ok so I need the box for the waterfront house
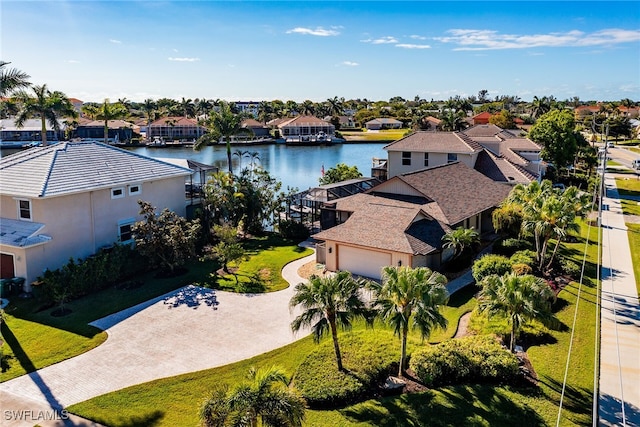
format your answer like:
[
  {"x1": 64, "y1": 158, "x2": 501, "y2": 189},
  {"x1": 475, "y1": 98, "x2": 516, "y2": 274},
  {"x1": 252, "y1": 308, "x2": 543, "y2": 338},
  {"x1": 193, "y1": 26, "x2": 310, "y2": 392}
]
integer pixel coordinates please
[
  {"x1": 0, "y1": 118, "x2": 66, "y2": 144},
  {"x1": 365, "y1": 118, "x2": 403, "y2": 130},
  {"x1": 75, "y1": 119, "x2": 139, "y2": 143},
  {"x1": 241, "y1": 119, "x2": 271, "y2": 138},
  {"x1": 277, "y1": 115, "x2": 335, "y2": 142},
  {"x1": 148, "y1": 117, "x2": 205, "y2": 141},
  {"x1": 313, "y1": 162, "x2": 511, "y2": 279},
  {"x1": 0, "y1": 141, "x2": 192, "y2": 288}
]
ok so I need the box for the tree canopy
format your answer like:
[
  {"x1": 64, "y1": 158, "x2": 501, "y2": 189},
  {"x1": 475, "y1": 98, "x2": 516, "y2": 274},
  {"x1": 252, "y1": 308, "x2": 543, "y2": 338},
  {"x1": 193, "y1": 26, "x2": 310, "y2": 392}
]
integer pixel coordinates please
[
  {"x1": 319, "y1": 163, "x2": 363, "y2": 185},
  {"x1": 528, "y1": 109, "x2": 583, "y2": 170}
]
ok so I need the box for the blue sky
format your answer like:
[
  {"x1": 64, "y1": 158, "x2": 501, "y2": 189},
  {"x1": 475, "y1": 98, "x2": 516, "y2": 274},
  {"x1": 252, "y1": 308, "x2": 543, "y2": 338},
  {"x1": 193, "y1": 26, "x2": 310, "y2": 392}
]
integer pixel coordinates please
[{"x1": 3, "y1": 1, "x2": 639, "y2": 103}]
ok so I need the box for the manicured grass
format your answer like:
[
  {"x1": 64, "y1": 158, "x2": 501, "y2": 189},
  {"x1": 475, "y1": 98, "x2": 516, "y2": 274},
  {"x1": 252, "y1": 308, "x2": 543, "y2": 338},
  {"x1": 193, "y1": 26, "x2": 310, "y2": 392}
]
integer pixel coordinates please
[
  {"x1": 606, "y1": 160, "x2": 622, "y2": 167},
  {"x1": 341, "y1": 129, "x2": 410, "y2": 143},
  {"x1": 1, "y1": 235, "x2": 307, "y2": 382},
  {"x1": 213, "y1": 235, "x2": 313, "y2": 292},
  {"x1": 616, "y1": 177, "x2": 640, "y2": 196},
  {"x1": 627, "y1": 224, "x2": 640, "y2": 297},
  {"x1": 68, "y1": 286, "x2": 477, "y2": 426}
]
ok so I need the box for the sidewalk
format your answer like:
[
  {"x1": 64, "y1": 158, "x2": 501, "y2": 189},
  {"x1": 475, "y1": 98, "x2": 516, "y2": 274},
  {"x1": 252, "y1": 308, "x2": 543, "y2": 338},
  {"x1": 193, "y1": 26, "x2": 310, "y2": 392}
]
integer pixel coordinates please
[{"x1": 598, "y1": 174, "x2": 640, "y2": 426}]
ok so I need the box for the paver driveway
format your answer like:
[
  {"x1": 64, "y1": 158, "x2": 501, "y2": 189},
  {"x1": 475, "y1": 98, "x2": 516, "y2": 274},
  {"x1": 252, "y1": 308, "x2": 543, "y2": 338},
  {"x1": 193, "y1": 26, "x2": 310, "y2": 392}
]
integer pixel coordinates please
[{"x1": 0, "y1": 252, "x2": 315, "y2": 423}]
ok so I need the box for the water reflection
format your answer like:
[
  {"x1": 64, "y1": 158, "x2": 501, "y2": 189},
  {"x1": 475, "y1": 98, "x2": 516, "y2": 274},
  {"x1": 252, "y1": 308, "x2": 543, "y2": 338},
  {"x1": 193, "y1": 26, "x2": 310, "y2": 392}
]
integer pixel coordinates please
[{"x1": 129, "y1": 143, "x2": 387, "y2": 191}]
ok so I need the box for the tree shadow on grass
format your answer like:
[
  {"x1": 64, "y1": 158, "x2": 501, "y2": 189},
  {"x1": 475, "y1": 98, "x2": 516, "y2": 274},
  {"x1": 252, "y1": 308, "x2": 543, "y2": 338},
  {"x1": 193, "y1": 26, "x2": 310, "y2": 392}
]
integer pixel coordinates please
[
  {"x1": 340, "y1": 385, "x2": 545, "y2": 427},
  {"x1": 537, "y1": 374, "x2": 593, "y2": 418},
  {"x1": 447, "y1": 284, "x2": 479, "y2": 308}
]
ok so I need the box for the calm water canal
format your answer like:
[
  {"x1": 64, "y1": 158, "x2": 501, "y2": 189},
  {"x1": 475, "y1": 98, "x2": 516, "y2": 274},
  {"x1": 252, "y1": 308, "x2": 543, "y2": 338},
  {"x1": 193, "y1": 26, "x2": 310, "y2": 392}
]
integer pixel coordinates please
[{"x1": 127, "y1": 143, "x2": 388, "y2": 191}]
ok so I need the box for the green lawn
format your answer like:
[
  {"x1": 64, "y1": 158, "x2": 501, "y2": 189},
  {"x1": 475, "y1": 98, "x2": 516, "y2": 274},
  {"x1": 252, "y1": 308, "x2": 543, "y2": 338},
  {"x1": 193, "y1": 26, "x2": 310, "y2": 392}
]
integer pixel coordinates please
[
  {"x1": 213, "y1": 235, "x2": 313, "y2": 292},
  {"x1": 1, "y1": 235, "x2": 308, "y2": 382},
  {"x1": 615, "y1": 178, "x2": 640, "y2": 296},
  {"x1": 341, "y1": 129, "x2": 410, "y2": 143},
  {"x1": 67, "y1": 286, "x2": 476, "y2": 426},
  {"x1": 627, "y1": 224, "x2": 640, "y2": 297}
]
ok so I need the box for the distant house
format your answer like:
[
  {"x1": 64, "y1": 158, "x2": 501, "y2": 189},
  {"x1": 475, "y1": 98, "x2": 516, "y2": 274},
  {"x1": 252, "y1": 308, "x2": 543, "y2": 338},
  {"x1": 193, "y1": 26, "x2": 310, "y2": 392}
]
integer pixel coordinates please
[
  {"x1": 241, "y1": 118, "x2": 270, "y2": 137},
  {"x1": 324, "y1": 115, "x2": 357, "y2": 130},
  {"x1": 0, "y1": 141, "x2": 192, "y2": 288},
  {"x1": 75, "y1": 119, "x2": 139, "y2": 142},
  {"x1": 379, "y1": 124, "x2": 542, "y2": 184},
  {"x1": 0, "y1": 118, "x2": 66, "y2": 143},
  {"x1": 365, "y1": 118, "x2": 403, "y2": 130},
  {"x1": 68, "y1": 98, "x2": 84, "y2": 114},
  {"x1": 277, "y1": 115, "x2": 335, "y2": 142},
  {"x1": 423, "y1": 116, "x2": 442, "y2": 131},
  {"x1": 314, "y1": 162, "x2": 511, "y2": 279},
  {"x1": 148, "y1": 117, "x2": 206, "y2": 140}
]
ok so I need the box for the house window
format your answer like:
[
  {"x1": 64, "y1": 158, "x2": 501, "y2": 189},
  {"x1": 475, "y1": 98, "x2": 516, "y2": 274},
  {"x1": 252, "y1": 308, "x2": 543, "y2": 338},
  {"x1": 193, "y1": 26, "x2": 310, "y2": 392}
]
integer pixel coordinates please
[
  {"x1": 447, "y1": 153, "x2": 458, "y2": 163},
  {"x1": 111, "y1": 187, "x2": 125, "y2": 199},
  {"x1": 402, "y1": 152, "x2": 411, "y2": 166},
  {"x1": 118, "y1": 219, "x2": 135, "y2": 243},
  {"x1": 424, "y1": 153, "x2": 429, "y2": 167},
  {"x1": 128, "y1": 184, "x2": 142, "y2": 196},
  {"x1": 17, "y1": 199, "x2": 32, "y2": 220}
]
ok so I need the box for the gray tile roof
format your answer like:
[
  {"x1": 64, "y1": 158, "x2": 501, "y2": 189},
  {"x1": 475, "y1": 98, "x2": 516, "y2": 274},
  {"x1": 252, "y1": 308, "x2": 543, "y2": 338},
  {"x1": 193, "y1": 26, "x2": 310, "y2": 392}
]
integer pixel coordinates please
[
  {"x1": 0, "y1": 218, "x2": 51, "y2": 248},
  {"x1": 384, "y1": 131, "x2": 483, "y2": 153},
  {"x1": 0, "y1": 141, "x2": 192, "y2": 198},
  {"x1": 474, "y1": 150, "x2": 536, "y2": 184}
]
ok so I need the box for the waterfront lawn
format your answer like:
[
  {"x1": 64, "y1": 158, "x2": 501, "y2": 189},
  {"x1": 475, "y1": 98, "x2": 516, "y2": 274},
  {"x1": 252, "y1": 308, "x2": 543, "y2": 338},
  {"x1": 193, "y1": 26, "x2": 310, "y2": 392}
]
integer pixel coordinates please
[
  {"x1": 341, "y1": 129, "x2": 409, "y2": 142},
  {"x1": 67, "y1": 286, "x2": 476, "y2": 426},
  {"x1": 212, "y1": 235, "x2": 313, "y2": 292}
]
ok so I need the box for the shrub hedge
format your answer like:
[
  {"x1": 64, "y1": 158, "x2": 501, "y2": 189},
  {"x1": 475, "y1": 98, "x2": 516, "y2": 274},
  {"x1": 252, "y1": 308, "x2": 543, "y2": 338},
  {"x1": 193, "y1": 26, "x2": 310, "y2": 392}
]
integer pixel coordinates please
[
  {"x1": 509, "y1": 250, "x2": 537, "y2": 266},
  {"x1": 493, "y1": 238, "x2": 530, "y2": 256},
  {"x1": 472, "y1": 254, "x2": 513, "y2": 282},
  {"x1": 409, "y1": 335, "x2": 519, "y2": 387},
  {"x1": 37, "y1": 244, "x2": 147, "y2": 305},
  {"x1": 293, "y1": 331, "x2": 398, "y2": 408},
  {"x1": 277, "y1": 219, "x2": 310, "y2": 241}
]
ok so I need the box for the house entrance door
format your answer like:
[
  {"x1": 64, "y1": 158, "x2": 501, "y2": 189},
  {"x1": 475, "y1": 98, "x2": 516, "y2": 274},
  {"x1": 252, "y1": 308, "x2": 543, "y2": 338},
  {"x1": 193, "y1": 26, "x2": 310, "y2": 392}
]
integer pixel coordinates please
[{"x1": 1, "y1": 253, "x2": 15, "y2": 279}]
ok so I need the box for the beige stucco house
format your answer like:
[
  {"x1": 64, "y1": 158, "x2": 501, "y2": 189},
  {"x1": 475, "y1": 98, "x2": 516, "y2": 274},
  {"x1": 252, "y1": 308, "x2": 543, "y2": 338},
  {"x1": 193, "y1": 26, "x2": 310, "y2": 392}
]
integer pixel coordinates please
[
  {"x1": 314, "y1": 162, "x2": 512, "y2": 280},
  {"x1": 0, "y1": 141, "x2": 192, "y2": 289},
  {"x1": 382, "y1": 124, "x2": 542, "y2": 184}
]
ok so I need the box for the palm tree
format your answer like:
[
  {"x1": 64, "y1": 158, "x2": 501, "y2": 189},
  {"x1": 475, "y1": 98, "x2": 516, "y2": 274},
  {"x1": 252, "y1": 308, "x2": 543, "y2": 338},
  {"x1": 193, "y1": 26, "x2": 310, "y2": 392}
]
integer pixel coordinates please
[
  {"x1": 299, "y1": 100, "x2": 315, "y2": 116},
  {"x1": 233, "y1": 149, "x2": 249, "y2": 171},
  {"x1": 440, "y1": 109, "x2": 467, "y2": 131},
  {"x1": 530, "y1": 96, "x2": 551, "y2": 119},
  {"x1": 477, "y1": 273, "x2": 555, "y2": 351},
  {"x1": 0, "y1": 61, "x2": 31, "y2": 97},
  {"x1": 195, "y1": 101, "x2": 251, "y2": 174},
  {"x1": 200, "y1": 366, "x2": 306, "y2": 427},
  {"x1": 141, "y1": 98, "x2": 157, "y2": 141},
  {"x1": 442, "y1": 227, "x2": 480, "y2": 259},
  {"x1": 14, "y1": 84, "x2": 77, "y2": 146},
  {"x1": 290, "y1": 271, "x2": 371, "y2": 371},
  {"x1": 369, "y1": 266, "x2": 448, "y2": 377},
  {"x1": 81, "y1": 99, "x2": 129, "y2": 144}
]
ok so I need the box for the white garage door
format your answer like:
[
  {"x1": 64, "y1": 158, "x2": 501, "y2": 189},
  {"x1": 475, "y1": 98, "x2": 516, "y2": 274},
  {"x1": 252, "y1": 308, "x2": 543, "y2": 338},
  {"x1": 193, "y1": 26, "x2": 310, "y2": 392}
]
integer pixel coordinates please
[{"x1": 338, "y1": 245, "x2": 391, "y2": 279}]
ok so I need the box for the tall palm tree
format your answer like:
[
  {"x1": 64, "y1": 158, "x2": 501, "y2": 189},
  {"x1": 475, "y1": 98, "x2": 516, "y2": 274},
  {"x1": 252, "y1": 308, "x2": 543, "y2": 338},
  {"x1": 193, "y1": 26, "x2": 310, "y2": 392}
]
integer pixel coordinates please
[
  {"x1": 81, "y1": 99, "x2": 129, "y2": 144},
  {"x1": 195, "y1": 101, "x2": 251, "y2": 174},
  {"x1": 290, "y1": 271, "x2": 371, "y2": 371},
  {"x1": 440, "y1": 109, "x2": 467, "y2": 131},
  {"x1": 369, "y1": 266, "x2": 448, "y2": 377},
  {"x1": 0, "y1": 61, "x2": 31, "y2": 97},
  {"x1": 477, "y1": 273, "x2": 555, "y2": 351},
  {"x1": 530, "y1": 96, "x2": 551, "y2": 119},
  {"x1": 299, "y1": 100, "x2": 315, "y2": 116},
  {"x1": 200, "y1": 366, "x2": 306, "y2": 427},
  {"x1": 141, "y1": 98, "x2": 157, "y2": 141},
  {"x1": 179, "y1": 97, "x2": 195, "y2": 118},
  {"x1": 442, "y1": 227, "x2": 480, "y2": 259},
  {"x1": 14, "y1": 84, "x2": 77, "y2": 146}
]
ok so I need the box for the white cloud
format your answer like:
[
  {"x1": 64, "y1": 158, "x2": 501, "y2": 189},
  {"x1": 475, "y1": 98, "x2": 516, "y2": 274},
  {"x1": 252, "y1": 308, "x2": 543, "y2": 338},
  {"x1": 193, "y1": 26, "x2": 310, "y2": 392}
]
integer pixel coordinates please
[
  {"x1": 168, "y1": 57, "x2": 200, "y2": 62},
  {"x1": 342, "y1": 61, "x2": 359, "y2": 66},
  {"x1": 435, "y1": 28, "x2": 640, "y2": 51},
  {"x1": 109, "y1": 39, "x2": 122, "y2": 44},
  {"x1": 395, "y1": 43, "x2": 431, "y2": 49},
  {"x1": 409, "y1": 35, "x2": 427, "y2": 40},
  {"x1": 286, "y1": 27, "x2": 340, "y2": 36},
  {"x1": 173, "y1": 48, "x2": 178, "y2": 53},
  {"x1": 361, "y1": 36, "x2": 398, "y2": 44}
]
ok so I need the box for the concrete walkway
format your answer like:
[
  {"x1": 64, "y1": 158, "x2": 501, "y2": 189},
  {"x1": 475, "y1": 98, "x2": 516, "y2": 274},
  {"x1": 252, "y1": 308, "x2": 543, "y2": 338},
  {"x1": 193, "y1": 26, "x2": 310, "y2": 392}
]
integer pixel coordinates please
[
  {"x1": 598, "y1": 175, "x2": 640, "y2": 426},
  {"x1": 0, "y1": 250, "x2": 315, "y2": 427}
]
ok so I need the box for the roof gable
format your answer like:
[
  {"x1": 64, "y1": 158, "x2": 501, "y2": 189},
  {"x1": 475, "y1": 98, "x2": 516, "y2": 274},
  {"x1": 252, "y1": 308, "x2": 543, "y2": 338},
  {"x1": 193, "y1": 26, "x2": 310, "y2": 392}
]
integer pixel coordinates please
[{"x1": 0, "y1": 141, "x2": 192, "y2": 198}]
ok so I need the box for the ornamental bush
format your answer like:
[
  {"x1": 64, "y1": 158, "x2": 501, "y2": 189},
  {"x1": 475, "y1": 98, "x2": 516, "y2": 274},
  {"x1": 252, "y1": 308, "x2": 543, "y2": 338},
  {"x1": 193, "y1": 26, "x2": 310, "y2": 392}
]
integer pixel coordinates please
[
  {"x1": 511, "y1": 263, "x2": 533, "y2": 276},
  {"x1": 472, "y1": 254, "x2": 513, "y2": 282},
  {"x1": 409, "y1": 335, "x2": 519, "y2": 387},
  {"x1": 277, "y1": 219, "x2": 310, "y2": 241},
  {"x1": 510, "y1": 250, "x2": 537, "y2": 267},
  {"x1": 293, "y1": 331, "x2": 398, "y2": 408},
  {"x1": 493, "y1": 238, "x2": 530, "y2": 256}
]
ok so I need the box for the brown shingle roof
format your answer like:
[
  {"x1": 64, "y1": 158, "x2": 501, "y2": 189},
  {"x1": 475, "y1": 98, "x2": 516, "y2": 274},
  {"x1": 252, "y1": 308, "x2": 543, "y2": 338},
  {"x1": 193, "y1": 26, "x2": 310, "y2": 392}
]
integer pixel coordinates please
[
  {"x1": 384, "y1": 131, "x2": 482, "y2": 153},
  {"x1": 150, "y1": 117, "x2": 199, "y2": 127},
  {"x1": 278, "y1": 115, "x2": 331, "y2": 127},
  {"x1": 81, "y1": 120, "x2": 137, "y2": 129},
  {"x1": 392, "y1": 162, "x2": 512, "y2": 225},
  {"x1": 474, "y1": 150, "x2": 536, "y2": 184}
]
